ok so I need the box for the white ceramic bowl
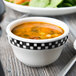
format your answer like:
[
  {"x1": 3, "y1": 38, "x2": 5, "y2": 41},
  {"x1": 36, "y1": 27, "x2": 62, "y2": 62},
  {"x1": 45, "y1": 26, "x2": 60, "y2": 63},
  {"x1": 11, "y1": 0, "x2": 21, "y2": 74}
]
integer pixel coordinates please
[
  {"x1": 6, "y1": 17, "x2": 69, "y2": 67},
  {"x1": 3, "y1": 0, "x2": 76, "y2": 16}
]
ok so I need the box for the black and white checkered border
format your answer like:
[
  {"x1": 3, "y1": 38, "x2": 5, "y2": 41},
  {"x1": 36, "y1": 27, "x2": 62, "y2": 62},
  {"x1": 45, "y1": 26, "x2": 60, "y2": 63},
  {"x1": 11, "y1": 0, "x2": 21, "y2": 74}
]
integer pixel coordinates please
[{"x1": 9, "y1": 36, "x2": 68, "y2": 50}]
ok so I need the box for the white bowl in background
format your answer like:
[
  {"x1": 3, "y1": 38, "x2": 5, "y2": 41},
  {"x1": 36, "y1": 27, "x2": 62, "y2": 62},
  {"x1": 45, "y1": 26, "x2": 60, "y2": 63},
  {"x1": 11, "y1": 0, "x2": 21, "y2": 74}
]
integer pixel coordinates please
[
  {"x1": 6, "y1": 17, "x2": 69, "y2": 67},
  {"x1": 3, "y1": 0, "x2": 76, "y2": 16}
]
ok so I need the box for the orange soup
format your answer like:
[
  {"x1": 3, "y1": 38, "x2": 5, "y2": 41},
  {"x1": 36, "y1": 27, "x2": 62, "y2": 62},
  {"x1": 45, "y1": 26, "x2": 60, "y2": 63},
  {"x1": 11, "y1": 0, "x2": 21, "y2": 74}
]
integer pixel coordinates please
[{"x1": 12, "y1": 22, "x2": 64, "y2": 39}]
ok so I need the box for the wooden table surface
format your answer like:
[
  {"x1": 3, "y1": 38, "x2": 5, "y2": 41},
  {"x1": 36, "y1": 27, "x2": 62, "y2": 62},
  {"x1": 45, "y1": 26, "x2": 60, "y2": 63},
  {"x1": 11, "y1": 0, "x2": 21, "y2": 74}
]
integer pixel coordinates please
[{"x1": 0, "y1": 7, "x2": 76, "y2": 76}]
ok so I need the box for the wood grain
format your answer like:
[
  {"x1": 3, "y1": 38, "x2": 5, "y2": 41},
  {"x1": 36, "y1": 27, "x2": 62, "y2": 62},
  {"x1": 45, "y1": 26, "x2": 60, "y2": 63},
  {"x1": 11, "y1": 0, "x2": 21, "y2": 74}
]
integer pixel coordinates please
[{"x1": 0, "y1": 7, "x2": 76, "y2": 76}]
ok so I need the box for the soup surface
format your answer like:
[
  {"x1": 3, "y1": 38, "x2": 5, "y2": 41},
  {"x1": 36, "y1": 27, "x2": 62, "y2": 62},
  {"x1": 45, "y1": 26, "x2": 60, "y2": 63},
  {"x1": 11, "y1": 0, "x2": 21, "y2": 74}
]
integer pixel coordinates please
[{"x1": 12, "y1": 22, "x2": 64, "y2": 39}]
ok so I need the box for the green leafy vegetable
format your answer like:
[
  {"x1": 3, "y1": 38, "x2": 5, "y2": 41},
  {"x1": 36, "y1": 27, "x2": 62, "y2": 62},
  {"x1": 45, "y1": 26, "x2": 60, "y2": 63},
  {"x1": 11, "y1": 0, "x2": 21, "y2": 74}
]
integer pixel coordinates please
[
  {"x1": 48, "y1": 0, "x2": 63, "y2": 8},
  {"x1": 62, "y1": 3, "x2": 72, "y2": 7},
  {"x1": 5, "y1": 0, "x2": 9, "y2": 2},
  {"x1": 29, "y1": 0, "x2": 50, "y2": 7},
  {"x1": 21, "y1": 2, "x2": 29, "y2": 5},
  {"x1": 5, "y1": 0, "x2": 14, "y2": 3},
  {"x1": 58, "y1": 0, "x2": 76, "y2": 7},
  {"x1": 64, "y1": 0, "x2": 75, "y2": 5}
]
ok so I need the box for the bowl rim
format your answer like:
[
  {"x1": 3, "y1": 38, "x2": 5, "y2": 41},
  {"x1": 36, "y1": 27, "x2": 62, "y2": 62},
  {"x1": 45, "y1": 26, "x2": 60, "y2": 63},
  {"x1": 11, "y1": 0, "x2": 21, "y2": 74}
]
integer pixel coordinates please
[
  {"x1": 6, "y1": 17, "x2": 69, "y2": 43},
  {"x1": 4, "y1": 0, "x2": 76, "y2": 10}
]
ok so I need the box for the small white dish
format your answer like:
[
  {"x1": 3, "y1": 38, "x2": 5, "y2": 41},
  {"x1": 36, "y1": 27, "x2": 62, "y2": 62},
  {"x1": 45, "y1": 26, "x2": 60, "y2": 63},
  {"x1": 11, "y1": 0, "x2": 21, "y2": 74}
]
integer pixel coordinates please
[
  {"x1": 6, "y1": 17, "x2": 69, "y2": 67},
  {"x1": 3, "y1": 0, "x2": 76, "y2": 16}
]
